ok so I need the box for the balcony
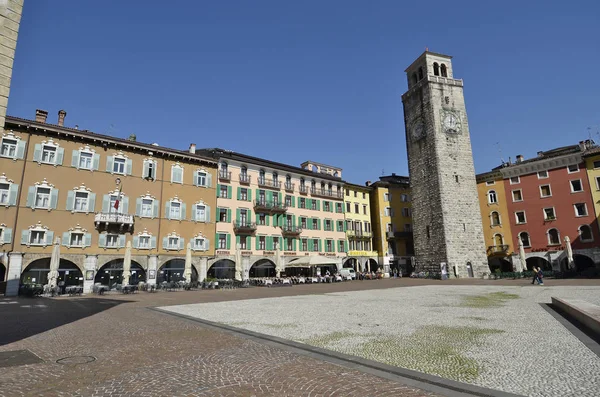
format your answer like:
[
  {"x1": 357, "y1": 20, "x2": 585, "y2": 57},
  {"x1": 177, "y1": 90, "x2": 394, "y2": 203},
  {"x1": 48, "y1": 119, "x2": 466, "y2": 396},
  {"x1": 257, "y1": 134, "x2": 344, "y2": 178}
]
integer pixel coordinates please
[
  {"x1": 284, "y1": 182, "x2": 295, "y2": 192},
  {"x1": 487, "y1": 245, "x2": 509, "y2": 255},
  {"x1": 258, "y1": 178, "x2": 281, "y2": 189},
  {"x1": 94, "y1": 212, "x2": 134, "y2": 232},
  {"x1": 239, "y1": 174, "x2": 251, "y2": 184},
  {"x1": 254, "y1": 200, "x2": 287, "y2": 213},
  {"x1": 346, "y1": 230, "x2": 373, "y2": 239},
  {"x1": 281, "y1": 225, "x2": 302, "y2": 236},
  {"x1": 218, "y1": 170, "x2": 232, "y2": 181},
  {"x1": 299, "y1": 185, "x2": 308, "y2": 194},
  {"x1": 233, "y1": 220, "x2": 257, "y2": 234},
  {"x1": 387, "y1": 230, "x2": 413, "y2": 239},
  {"x1": 310, "y1": 187, "x2": 343, "y2": 199}
]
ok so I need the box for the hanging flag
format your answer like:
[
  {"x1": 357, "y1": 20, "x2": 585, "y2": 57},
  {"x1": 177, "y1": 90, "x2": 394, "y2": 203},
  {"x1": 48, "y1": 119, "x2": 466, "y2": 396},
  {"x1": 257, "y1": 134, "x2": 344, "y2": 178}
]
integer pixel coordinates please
[{"x1": 114, "y1": 184, "x2": 122, "y2": 210}]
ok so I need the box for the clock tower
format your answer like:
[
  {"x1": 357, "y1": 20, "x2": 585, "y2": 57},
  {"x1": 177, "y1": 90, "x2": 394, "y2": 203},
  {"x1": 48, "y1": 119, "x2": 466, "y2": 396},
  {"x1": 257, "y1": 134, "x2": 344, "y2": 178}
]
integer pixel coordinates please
[{"x1": 401, "y1": 51, "x2": 488, "y2": 278}]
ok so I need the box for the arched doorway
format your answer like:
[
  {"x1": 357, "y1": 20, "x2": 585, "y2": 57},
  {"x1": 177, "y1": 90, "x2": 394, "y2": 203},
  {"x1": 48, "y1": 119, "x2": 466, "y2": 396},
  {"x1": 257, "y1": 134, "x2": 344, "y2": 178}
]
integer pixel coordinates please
[
  {"x1": 488, "y1": 257, "x2": 513, "y2": 273},
  {"x1": 525, "y1": 257, "x2": 551, "y2": 271},
  {"x1": 250, "y1": 259, "x2": 276, "y2": 278},
  {"x1": 158, "y1": 259, "x2": 198, "y2": 284},
  {"x1": 95, "y1": 259, "x2": 145, "y2": 289},
  {"x1": 207, "y1": 259, "x2": 235, "y2": 279},
  {"x1": 20, "y1": 258, "x2": 83, "y2": 287},
  {"x1": 574, "y1": 254, "x2": 595, "y2": 273},
  {"x1": 367, "y1": 258, "x2": 378, "y2": 273},
  {"x1": 343, "y1": 258, "x2": 359, "y2": 272}
]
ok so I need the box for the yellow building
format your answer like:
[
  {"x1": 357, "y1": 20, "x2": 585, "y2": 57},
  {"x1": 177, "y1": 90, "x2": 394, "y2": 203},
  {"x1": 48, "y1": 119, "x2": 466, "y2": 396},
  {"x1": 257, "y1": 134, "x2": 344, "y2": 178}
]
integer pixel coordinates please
[
  {"x1": 0, "y1": 109, "x2": 217, "y2": 295},
  {"x1": 583, "y1": 149, "x2": 600, "y2": 231},
  {"x1": 343, "y1": 182, "x2": 377, "y2": 272},
  {"x1": 475, "y1": 170, "x2": 514, "y2": 272},
  {"x1": 369, "y1": 174, "x2": 413, "y2": 274}
]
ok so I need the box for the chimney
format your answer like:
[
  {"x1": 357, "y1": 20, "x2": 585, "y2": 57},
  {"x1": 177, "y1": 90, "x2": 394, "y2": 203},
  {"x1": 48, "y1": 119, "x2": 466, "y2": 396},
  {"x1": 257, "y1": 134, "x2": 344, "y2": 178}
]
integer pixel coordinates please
[
  {"x1": 57, "y1": 110, "x2": 66, "y2": 126},
  {"x1": 365, "y1": 180, "x2": 371, "y2": 186},
  {"x1": 516, "y1": 155, "x2": 523, "y2": 163},
  {"x1": 35, "y1": 109, "x2": 48, "y2": 123},
  {"x1": 392, "y1": 172, "x2": 396, "y2": 176},
  {"x1": 189, "y1": 143, "x2": 196, "y2": 154}
]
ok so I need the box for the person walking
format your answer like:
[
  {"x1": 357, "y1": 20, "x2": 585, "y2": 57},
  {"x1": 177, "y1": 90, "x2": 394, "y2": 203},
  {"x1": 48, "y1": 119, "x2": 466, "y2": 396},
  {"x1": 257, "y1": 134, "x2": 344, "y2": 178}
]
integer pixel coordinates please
[
  {"x1": 531, "y1": 266, "x2": 539, "y2": 285},
  {"x1": 537, "y1": 267, "x2": 544, "y2": 285}
]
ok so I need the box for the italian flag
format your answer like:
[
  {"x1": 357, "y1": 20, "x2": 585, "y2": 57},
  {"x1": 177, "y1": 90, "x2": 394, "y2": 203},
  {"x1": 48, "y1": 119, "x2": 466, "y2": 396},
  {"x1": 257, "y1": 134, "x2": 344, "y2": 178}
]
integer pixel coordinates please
[{"x1": 114, "y1": 184, "x2": 122, "y2": 210}]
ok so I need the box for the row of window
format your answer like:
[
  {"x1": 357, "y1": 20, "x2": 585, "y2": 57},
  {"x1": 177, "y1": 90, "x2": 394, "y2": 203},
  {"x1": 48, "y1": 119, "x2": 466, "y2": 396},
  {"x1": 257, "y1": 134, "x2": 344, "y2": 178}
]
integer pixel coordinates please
[
  {"x1": 220, "y1": 163, "x2": 341, "y2": 190},
  {"x1": 345, "y1": 220, "x2": 372, "y2": 234},
  {"x1": 387, "y1": 223, "x2": 413, "y2": 233},
  {"x1": 348, "y1": 240, "x2": 373, "y2": 252},
  {"x1": 0, "y1": 135, "x2": 213, "y2": 187},
  {"x1": 383, "y1": 207, "x2": 412, "y2": 217},
  {"x1": 487, "y1": 180, "x2": 585, "y2": 205},
  {"x1": 493, "y1": 165, "x2": 582, "y2": 186},
  {"x1": 510, "y1": 204, "x2": 589, "y2": 225},
  {"x1": 346, "y1": 202, "x2": 369, "y2": 215},
  {"x1": 216, "y1": 208, "x2": 347, "y2": 232},
  {"x1": 517, "y1": 225, "x2": 594, "y2": 248},
  {"x1": 217, "y1": 233, "x2": 346, "y2": 253},
  {"x1": 383, "y1": 192, "x2": 411, "y2": 202}
]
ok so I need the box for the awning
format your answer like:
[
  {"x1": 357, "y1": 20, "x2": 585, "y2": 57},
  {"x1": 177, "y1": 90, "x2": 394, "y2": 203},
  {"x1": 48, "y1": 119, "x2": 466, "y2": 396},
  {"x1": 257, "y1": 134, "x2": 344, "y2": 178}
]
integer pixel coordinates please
[{"x1": 285, "y1": 256, "x2": 338, "y2": 268}]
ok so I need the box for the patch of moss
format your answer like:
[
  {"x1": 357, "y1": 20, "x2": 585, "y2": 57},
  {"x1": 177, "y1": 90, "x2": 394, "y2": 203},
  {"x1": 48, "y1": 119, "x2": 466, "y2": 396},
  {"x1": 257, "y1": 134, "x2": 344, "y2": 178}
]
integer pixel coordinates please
[
  {"x1": 301, "y1": 331, "x2": 358, "y2": 347},
  {"x1": 460, "y1": 291, "x2": 520, "y2": 308}
]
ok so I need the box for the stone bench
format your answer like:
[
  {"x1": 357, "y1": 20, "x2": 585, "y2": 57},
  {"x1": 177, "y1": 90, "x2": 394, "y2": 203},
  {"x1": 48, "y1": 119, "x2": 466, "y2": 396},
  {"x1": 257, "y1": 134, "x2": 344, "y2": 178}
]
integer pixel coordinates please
[{"x1": 551, "y1": 297, "x2": 600, "y2": 339}]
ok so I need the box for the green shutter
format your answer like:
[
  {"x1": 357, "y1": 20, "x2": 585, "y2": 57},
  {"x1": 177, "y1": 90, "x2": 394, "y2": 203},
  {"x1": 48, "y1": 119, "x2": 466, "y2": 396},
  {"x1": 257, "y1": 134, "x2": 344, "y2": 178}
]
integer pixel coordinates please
[
  {"x1": 236, "y1": 208, "x2": 240, "y2": 224},
  {"x1": 227, "y1": 186, "x2": 232, "y2": 199},
  {"x1": 316, "y1": 200, "x2": 321, "y2": 211},
  {"x1": 266, "y1": 191, "x2": 273, "y2": 202},
  {"x1": 293, "y1": 238, "x2": 297, "y2": 251},
  {"x1": 226, "y1": 234, "x2": 231, "y2": 250},
  {"x1": 256, "y1": 213, "x2": 260, "y2": 223},
  {"x1": 278, "y1": 192, "x2": 282, "y2": 203},
  {"x1": 307, "y1": 199, "x2": 312, "y2": 209},
  {"x1": 266, "y1": 236, "x2": 273, "y2": 251},
  {"x1": 256, "y1": 235, "x2": 260, "y2": 250},
  {"x1": 266, "y1": 215, "x2": 270, "y2": 226},
  {"x1": 217, "y1": 183, "x2": 221, "y2": 194},
  {"x1": 291, "y1": 196, "x2": 295, "y2": 207},
  {"x1": 318, "y1": 239, "x2": 322, "y2": 252},
  {"x1": 237, "y1": 187, "x2": 241, "y2": 200},
  {"x1": 248, "y1": 189, "x2": 252, "y2": 201},
  {"x1": 227, "y1": 208, "x2": 231, "y2": 222},
  {"x1": 317, "y1": 219, "x2": 321, "y2": 230},
  {"x1": 236, "y1": 235, "x2": 240, "y2": 247},
  {"x1": 308, "y1": 239, "x2": 313, "y2": 251}
]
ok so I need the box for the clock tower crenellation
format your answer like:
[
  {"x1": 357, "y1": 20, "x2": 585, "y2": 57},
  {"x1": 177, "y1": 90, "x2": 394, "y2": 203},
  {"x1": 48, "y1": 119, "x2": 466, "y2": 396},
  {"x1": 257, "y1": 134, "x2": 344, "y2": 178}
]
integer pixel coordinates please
[{"x1": 401, "y1": 51, "x2": 488, "y2": 278}]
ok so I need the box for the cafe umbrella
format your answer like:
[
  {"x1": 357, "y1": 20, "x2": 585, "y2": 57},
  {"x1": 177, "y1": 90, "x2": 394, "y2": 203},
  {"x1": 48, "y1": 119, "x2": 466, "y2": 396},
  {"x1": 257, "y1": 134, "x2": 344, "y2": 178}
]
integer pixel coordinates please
[
  {"x1": 564, "y1": 236, "x2": 574, "y2": 270},
  {"x1": 184, "y1": 242, "x2": 193, "y2": 283},
  {"x1": 122, "y1": 240, "x2": 132, "y2": 286},
  {"x1": 47, "y1": 237, "x2": 61, "y2": 289}
]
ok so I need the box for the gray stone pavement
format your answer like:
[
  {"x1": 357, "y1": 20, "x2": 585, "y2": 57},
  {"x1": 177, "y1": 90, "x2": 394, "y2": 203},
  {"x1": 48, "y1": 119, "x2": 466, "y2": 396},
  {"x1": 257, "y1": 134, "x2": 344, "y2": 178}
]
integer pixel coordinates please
[{"x1": 1, "y1": 278, "x2": 599, "y2": 397}]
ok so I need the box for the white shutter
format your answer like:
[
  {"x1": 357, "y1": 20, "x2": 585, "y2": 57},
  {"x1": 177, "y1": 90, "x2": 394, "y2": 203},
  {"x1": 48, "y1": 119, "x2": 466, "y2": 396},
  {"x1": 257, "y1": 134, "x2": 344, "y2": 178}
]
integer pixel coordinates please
[{"x1": 71, "y1": 150, "x2": 80, "y2": 168}]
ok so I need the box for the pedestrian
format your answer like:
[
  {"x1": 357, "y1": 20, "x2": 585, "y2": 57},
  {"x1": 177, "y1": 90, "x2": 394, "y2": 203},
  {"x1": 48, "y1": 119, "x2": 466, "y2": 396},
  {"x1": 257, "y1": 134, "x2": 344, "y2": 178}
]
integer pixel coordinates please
[
  {"x1": 531, "y1": 266, "x2": 539, "y2": 285},
  {"x1": 537, "y1": 267, "x2": 544, "y2": 285}
]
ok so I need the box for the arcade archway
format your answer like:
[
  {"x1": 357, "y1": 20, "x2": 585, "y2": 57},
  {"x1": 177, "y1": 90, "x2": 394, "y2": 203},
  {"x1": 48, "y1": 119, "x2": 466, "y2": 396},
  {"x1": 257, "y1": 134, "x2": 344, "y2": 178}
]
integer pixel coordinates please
[
  {"x1": 95, "y1": 259, "x2": 145, "y2": 289},
  {"x1": 574, "y1": 254, "x2": 595, "y2": 272},
  {"x1": 158, "y1": 259, "x2": 198, "y2": 284},
  {"x1": 250, "y1": 259, "x2": 276, "y2": 278},
  {"x1": 208, "y1": 259, "x2": 235, "y2": 279},
  {"x1": 20, "y1": 258, "x2": 82, "y2": 287},
  {"x1": 525, "y1": 257, "x2": 551, "y2": 271},
  {"x1": 488, "y1": 257, "x2": 513, "y2": 273},
  {"x1": 343, "y1": 258, "x2": 360, "y2": 272},
  {"x1": 366, "y1": 258, "x2": 378, "y2": 273}
]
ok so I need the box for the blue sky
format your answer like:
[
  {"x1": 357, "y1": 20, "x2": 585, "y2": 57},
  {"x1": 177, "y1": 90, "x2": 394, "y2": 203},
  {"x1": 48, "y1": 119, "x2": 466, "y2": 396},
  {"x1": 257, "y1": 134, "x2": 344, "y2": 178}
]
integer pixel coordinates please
[{"x1": 8, "y1": 0, "x2": 600, "y2": 184}]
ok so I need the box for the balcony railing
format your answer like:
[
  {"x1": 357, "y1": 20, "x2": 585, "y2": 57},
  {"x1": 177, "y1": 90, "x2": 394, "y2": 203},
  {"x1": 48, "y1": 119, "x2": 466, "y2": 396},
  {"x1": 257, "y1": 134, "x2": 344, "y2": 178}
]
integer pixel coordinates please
[
  {"x1": 218, "y1": 170, "x2": 232, "y2": 181},
  {"x1": 299, "y1": 185, "x2": 308, "y2": 194},
  {"x1": 284, "y1": 182, "x2": 295, "y2": 192},
  {"x1": 281, "y1": 225, "x2": 302, "y2": 235},
  {"x1": 487, "y1": 245, "x2": 509, "y2": 255},
  {"x1": 258, "y1": 178, "x2": 281, "y2": 189},
  {"x1": 310, "y1": 187, "x2": 343, "y2": 199},
  {"x1": 94, "y1": 212, "x2": 134, "y2": 231},
  {"x1": 346, "y1": 230, "x2": 372, "y2": 238},
  {"x1": 254, "y1": 200, "x2": 287, "y2": 213},
  {"x1": 239, "y1": 174, "x2": 251, "y2": 184},
  {"x1": 233, "y1": 220, "x2": 257, "y2": 233}
]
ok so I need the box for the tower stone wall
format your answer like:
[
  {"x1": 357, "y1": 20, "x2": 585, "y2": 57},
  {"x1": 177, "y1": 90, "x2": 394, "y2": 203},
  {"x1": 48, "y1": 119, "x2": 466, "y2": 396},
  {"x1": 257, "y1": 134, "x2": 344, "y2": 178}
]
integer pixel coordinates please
[
  {"x1": 402, "y1": 52, "x2": 488, "y2": 278},
  {"x1": 0, "y1": 0, "x2": 23, "y2": 130}
]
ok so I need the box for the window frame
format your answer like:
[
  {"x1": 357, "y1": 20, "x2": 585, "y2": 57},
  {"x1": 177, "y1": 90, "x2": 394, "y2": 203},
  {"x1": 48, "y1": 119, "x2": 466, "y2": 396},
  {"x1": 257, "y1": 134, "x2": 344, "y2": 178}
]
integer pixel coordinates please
[
  {"x1": 512, "y1": 189, "x2": 523, "y2": 202},
  {"x1": 490, "y1": 211, "x2": 501, "y2": 226},
  {"x1": 594, "y1": 160, "x2": 600, "y2": 169},
  {"x1": 79, "y1": 151, "x2": 94, "y2": 170},
  {"x1": 138, "y1": 234, "x2": 151, "y2": 249},
  {"x1": 0, "y1": 182, "x2": 10, "y2": 205},
  {"x1": 485, "y1": 180, "x2": 495, "y2": 186},
  {"x1": 0, "y1": 137, "x2": 18, "y2": 158},
  {"x1": 69, "y1": 232, "x2": 84, "y2": 247},
  {"x1": 112, "y1": 157, "x2": 127, "y2": 175},
  {"x1": 509, "y1": 176, "x2": 520, "y2": 185},
  {"x1": 515, "y1": 211, "x2": 527, "y2": 225},
  {"x1": 574, "y1": 203, "x2": 588, "y2": 217},
  {"x1": 547, "y1": 228, "x2": 560, "y2": 246},
  {"x1": 106, "y1": 234, "x2": 120, "y2": 248},
  {"x1": 519, "y1": 232, "x2": 531, "y2": 248},
  {"x1": 167, "y1": 236, "x2": 180, "y2": 250},
  {"x1": 567, "y1": 164, "x2": 579, "y2": 174},
  {"x1": 73, "y1": 191, "x2": 90, "y2": 212},
  {"x1": 196, "y1": 170, "x2": 207, "y2": 186},
  {"x1": 539, "y1": 184, "x2": 552, "y2": 198},
  {"x1": 487, "y1": 190, "x2": 498, "y2": 204},
  {"x1": 140, "y1": 198, "x2": 154, "y2": 218},
  {"x1": 29, "y1": 229, "x2": 47, "y2": 246},
  {"x1": 171, "y1": 164, "x2": 184, "y2": 184},
  {"x1": 543, "y1": 207, "x2": 556, "y2": 221},
  {"x1": 35, "y1": 186, "x2": 52, "y2": 209},
  {"x1": 537, "y1": 170, "x2": 549, "y2": 179},
  {"x1": 570, "y1": 179, "x2": 583, "y2": 193},
  {"x1": 579, "y1": 225, "x2": 594, "y2": 242},
  {"x1": 40, "y1": 143, "x2": 58, "y2": 165}
]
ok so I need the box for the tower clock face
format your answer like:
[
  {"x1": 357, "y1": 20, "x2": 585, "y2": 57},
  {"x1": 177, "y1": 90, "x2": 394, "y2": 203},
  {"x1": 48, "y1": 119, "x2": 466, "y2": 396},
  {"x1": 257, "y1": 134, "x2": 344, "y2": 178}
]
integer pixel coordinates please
[
  {"x1": 442, "y1": 111, "x2": 461, "y2": 133},
  {"x1": 411, "y1": 122, "x2": 425, "y2": 141}
]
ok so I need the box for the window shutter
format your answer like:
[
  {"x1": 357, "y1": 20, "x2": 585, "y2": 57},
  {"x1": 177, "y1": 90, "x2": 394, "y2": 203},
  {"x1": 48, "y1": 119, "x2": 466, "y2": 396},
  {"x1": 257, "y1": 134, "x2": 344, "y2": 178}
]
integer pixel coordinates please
[
  {"x1": 106, "y1": 156, "x2": 114, "y2": 172},
  {"x1": 132, "y1": 235, "x2": 139, "y2": 248},
  {"x1": 98, "y1": 234, "x2": 106, "y2": 248},
  {"x1": 93, "y1": 154, "x2": 100, "y2": 170},
  {"x1": 119, "y1": 235, "x2": 126, "y2": 248},
  {"x1": 181, "y1": 203, "x2": 186, "y2": 220},
  {"x1": 21, "y1": 230, "x2": 29, "y2": 245},
  {"x1": 248, "y1": 189, "x2": 252, "y2": 201},
  {"x1": 226, "y1": 234, "x2": 231, "y2": 250},
  {"x1": 125, "y1": 159, "x2": 133, "y2": 175},
  {"x1": 16, "y1": 140, "x2": 26, "y2": 159},
  {"x1": 206, "y1": 173, "x2": 212, "y2": 187},
  {"x1": 46, "y1": 231, "x2": 54, "y2": 245},
  {"x1": 204, "y1": 237, "x2": 210, "y2": 251},
  {"x1": 122, "y1": 196, "x2": 129, "y2": 213},
  {"x1": 317, "y1": 219, "x2": 321, "y2": 230},
  {"x1": 8, "y1": 183, "x2": 18, "y2": 205},
  {"x1": 266, "y1": 214, "x2": 270, "y2": 226},
  {"x1": 143, "y1": 161, "x2": 150, "y2": 179},
  {"x1": 57, "y1": 148, "x2": 65, "y2": 165},
  {"x1": 136, "y1": 198, "x2": 142, "y2": 216},
  {"x1": 236, "y1": 208, "x2": 240, "y2": 223},
  {"x1": 266, "y1": 191, "x2": 273, "y2": 202},
  {"x1": 50, "y1": 189, "x2": 59, "y2": 209},
  {"x1": 316, "y1": 200, "x2": 320, "y2": 211},
  {"x1": 102, "y1": 195, "x2": 110, "y2": 212},
  {"x1": 308, "y1": 239, "x2": 313, "y2": 251},
  {"x1": 293, "y1": 238, "x2": 297, "y2": 251},
  {"x1": 66, "y1": 191, "x2": 75, "y2": 211},
  {"x1": 291, "y1": 196, "x2": 295, "y2": 207},
  {"x1": 267, "y1": 236, "x2": 273, "y2": 251},
  {"x1": 318, "y1": 239, "x2": 322, "y2": 252},
  {"x1": 26, "y1": 186, "x2": 35, "y2": 208},
  {"x1": 179, "y1": 238, "x2": 185, "y2": 250},
  {"x1": 236, "y1": 235, "x2": 240, "y2": 247},
  {"x1": 88, "y1": 193, "x2": 96, "y2": 212},
  {"x1": 191, "y1": 204, "x2": 197, "y2": 221},
  {"x1": 205, "y1": 205, "x2": 211, "y2": 222},
  {"x1": 227, "y1": 186, "x2": 232, "y2": 199},
  {"x1": 227, "y1": 208, "x2": 231, "y2": 223},
  {"x1": 2, "y1": 228, "x2": 11, "y2": 244},
  {"x1": 150, "y1": 236, "x2": 157, "y2": 249},
  {"x1": 256, "y1": 235, "x2": 260, "y2": 250},
  {"x1": 162, "y1": 237, "x2": 168, "y2": 249},
  {"x1": 152, "y1": 200, "x2": 159, "y2": 218},
  {"x1": 165, "y1": 201, "x2": 171, "y2": 219},
  {"x1": 237, "y1": 187, "x2": 241, "y2": 200},
  {"x1": 84, "y1": 233, "x2": 92, "y2": 247},
  {"x1": 62, "y1": 232, "x2": 70, "y2": 247},
  {"x1": 71, "y1": 150, "x2": 80, "y2": 168},
  {"x1": 33, "y1": 144, "x2": 41, "y2": 162},
  {"x1": 278, "y1": 192, "x2": 282, "y2": 203}
]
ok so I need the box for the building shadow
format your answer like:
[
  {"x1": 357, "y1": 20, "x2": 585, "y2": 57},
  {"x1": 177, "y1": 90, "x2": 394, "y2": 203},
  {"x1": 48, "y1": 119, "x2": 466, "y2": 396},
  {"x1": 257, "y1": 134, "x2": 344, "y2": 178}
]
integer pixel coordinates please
[{"x1": 0, "y1": 297, "x2": 130, "y2": 346}]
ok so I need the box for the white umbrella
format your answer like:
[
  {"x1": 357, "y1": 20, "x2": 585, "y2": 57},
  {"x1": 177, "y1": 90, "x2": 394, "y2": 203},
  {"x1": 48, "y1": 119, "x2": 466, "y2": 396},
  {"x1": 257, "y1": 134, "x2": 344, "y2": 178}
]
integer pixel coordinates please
[
  {"x1": 564, "y1": 236, "x2": 574, "y2": 270},
  {"x1": 234, "y1": 244, "x2": 242, "y2": 281},
  {"x1": 285, "y1": 255, "x2": 338, "y2": 268},
  {"x1": 276, "y1": 246, "x2": 284, "y2": 277},
  {"x1": 122, "y1": 240, "x2": 132, "y2": 286},
  {"x1": 184, "y1": 242, "x2": 193, "y2": 283},
  {"x1": 47, "y1": 237, "x2": 61, "y2": 289},
  {"x1": 518, "y1": 238, "x2": 527, "y2": 272}
]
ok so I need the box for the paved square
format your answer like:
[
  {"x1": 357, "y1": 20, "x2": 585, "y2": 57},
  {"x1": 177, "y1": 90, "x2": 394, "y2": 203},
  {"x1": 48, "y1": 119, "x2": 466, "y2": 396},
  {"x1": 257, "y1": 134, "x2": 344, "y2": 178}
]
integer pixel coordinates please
[{"x1": 163, "y1": 285, "x2": 600, "y2": 397}]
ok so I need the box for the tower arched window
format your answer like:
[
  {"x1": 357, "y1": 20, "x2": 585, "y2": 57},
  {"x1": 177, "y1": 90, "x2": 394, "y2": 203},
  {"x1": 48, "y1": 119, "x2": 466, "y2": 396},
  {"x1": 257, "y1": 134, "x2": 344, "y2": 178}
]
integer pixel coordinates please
[
  {"x1": 547, "y1": 228, "x2": 560, "y2": 245},
  {"x1": 311, "y1": 180, "x2": 316, "y2": 188},
  {"x1": 519, "y1": 232, "x2": 531, "y2": 247},
  {"x1": 433, "y1": 62, "x2": 440, "y2": 76},
  {"x1": 418, "y1": 67, "x2": 424, "y2": 80},
  {"x1": 490, "y1": 211, "x2": 501, "y2": 226},
  {"x1": 412, "y1": 73, "x2": 418, "y2": 85},
  {"x1": 487, "y1": 190, "x2": 498, "y2": 204},
  {"x1": 440, "y1": 64, "x2": 448, "y2": 77},
  {"x1": 579, "y1": 225, "x2": 593, "y2": 242}
]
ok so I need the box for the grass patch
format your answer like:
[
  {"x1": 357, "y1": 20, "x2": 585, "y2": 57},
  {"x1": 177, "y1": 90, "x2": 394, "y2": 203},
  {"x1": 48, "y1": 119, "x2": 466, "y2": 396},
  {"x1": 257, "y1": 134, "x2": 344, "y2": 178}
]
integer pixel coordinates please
[{"x1": 460, "y1": 291, "x2": 520, "y2": 308}]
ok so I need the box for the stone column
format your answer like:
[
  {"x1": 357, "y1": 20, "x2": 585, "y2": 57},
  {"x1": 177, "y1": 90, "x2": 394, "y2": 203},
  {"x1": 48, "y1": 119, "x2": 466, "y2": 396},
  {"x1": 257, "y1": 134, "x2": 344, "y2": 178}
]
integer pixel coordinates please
[
  {"x1": 83, "y1": 255, "x2": 98, "y2": 294},
  {"x1": 5, "y1": 252, "x2": 23, "y2": 296},
  {"x1": 198, "y1": 257, "x2": 208, "y2": 282},
  {"x1": 147, "y1": 255, "x2": 158, "y2": 285},
  {"x1": 242, "y1": 257, "x2": 250, "y2": 280}
]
